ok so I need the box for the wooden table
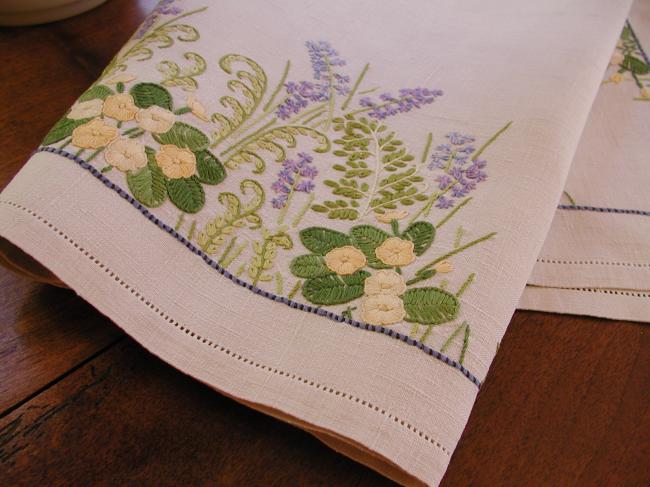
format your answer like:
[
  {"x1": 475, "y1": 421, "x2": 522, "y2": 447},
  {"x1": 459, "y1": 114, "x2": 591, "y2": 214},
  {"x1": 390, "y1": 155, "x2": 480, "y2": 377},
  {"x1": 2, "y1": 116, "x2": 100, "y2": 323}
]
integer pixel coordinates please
[{"x1": 1, "y1": 1, "x2": 648, "y2": 485}]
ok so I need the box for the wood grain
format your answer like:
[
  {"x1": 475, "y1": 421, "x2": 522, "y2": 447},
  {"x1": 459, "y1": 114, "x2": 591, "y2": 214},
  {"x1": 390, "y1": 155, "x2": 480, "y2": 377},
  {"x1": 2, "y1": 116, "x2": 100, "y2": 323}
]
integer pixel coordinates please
[{"x1": 0, "y1": 1, "x2": 648, "y2": 486}]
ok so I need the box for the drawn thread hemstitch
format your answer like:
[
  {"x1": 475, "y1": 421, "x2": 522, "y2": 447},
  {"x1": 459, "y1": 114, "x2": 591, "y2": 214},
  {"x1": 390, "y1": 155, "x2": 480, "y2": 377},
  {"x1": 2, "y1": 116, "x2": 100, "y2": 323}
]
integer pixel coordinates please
[{"x1": 20, "y1": 146, "x2": 484, "y2": 388}]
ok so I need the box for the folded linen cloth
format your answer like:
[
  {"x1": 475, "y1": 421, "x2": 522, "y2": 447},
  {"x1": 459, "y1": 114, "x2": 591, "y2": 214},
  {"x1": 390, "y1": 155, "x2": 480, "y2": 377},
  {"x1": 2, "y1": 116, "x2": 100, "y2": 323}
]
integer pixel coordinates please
[
  {"x1": 0, "y1": 0, "x2": 634, "y2": 485},
  {"x1": 520, "y1": 0, "x2": 650, "y2": 322}
]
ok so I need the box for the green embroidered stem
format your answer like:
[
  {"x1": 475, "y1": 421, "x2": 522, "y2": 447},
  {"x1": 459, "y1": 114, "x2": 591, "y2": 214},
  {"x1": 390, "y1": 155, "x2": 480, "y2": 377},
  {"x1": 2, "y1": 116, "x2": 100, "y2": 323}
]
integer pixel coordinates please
[
  {"x1": 341, "y1": 63, "x2": 369, "y2": 110},
  {"x1": 420, "y1": 132, "x2": 433, "y2": 164},
  {"x1": 225, "y1": 95, "x2": 287, "y2": 146},
  {"x1": 435, "y1": 197, "x2": 472, "y2": 229},
  {"x1": 454, "y1": 226, "x2": 464, "y2": 248},
  {"x1": 263, "y1": 60, "x2": 291, "y2": 112},
  {"x1": 235, "y1": 263, "x2": 246, "y2": 277},
  {"x1": 455, "y1": 273, "x2": 475, "y2": 298},
  {"x1": 288, "y1": 103, "x2": 326, "y2": 125},
  {"x1": 249, "y1": 230, "x2": 292, "y2": 286},
  {"x1": 121, "y1": 127, "x2": 140, "y2": 136},
  {"x1": 102, "y1": 7, "x2": 207, "y2": 79},
  {"x1": 406, "y1": 232, "x2": 495, "y2": 285},
  {"x1": 287, "y1": 280, "x2": 302, "y2": 299},
  {"x1": 100, "y1": 166, "x2": 113, "y2": 173},
  {"x1": 407, "y1": 178, "x2": 457, "y2": 225},
  {"x1": 173, "y1": 107, "x2": 192, "y2": 115},
  {"x1": 128, "y1": 129, "x2": 145, "y2": 139},
  {"x1": 59, "y1": 137, "x2": 72, "y2": 149},
  {"x1": 302, "y1": 109, "x2": 326, "y2": 125},
  {"x1": 324, "y1": 53, "x2": 336, "y2": 130},
  {"x1": 75, "y1": 148, "x2": 84, "y2": 157},
  {"x1": 217, "y1": 236, "x2": 237, "y2": 265},
  {"x1": 439, "y1": 279, "x2": 449, "y2": 289},
  {"x1": 419, "y1": 324, "x2": 436, "y2": 343},
  {"x1": 471, "y1": 121, "x2": 512, "y2": 162},
  {"x1": 275, "y1": 271, "x2": 284, "y2": 294},
  {"x1": 218, "y1": 119, "x2": 276, "y2": 156},
  {"x1": 563, "y1": 190, "x2": 576, "y2": 206},
  {"x1": 358, "y1": 87, "x2": 379, "y2": 95},
  {"x1": 221, "y1": 241, "x2": 248, "y2": 267},
  {"x1": 277, "y1": 187, "x2": 295, "y2": 225},
  {"x1": 390, "y1": 219, "x2": 400, "y2": 236},
  {"x1": 460, "y1": 324, "x2": 471, "y2": 364},
  {"x1": 174, "y1": 212, "x2": 185, "y2": 232},
  {"x1": 409, "y1": 323, "x2": 420, "y2": 337},
  {"x1": 188, "y1": 220, "x2": 197, "y2": 241},
  {"x1": 86, "y1": 148, "x2": 103, "y2": 162},
  {"x1": 440, "y1": 321, "x2": 467, "y2": 353},
  {"x1": 291, "y1": 193, "x2": 314, "y2": 228}
]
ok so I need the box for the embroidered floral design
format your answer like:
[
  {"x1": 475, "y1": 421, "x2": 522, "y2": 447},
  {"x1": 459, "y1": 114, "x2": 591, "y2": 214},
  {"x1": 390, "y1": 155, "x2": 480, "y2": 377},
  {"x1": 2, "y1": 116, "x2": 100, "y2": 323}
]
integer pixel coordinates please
[
  {"x1": 68, "y1": 99, "x2": 104, "y2": 120},
  {"x1": 156, "y1": 144, "x2": 197, "y2": 179},
  {"x1": 361, "y1": 294, "x2": 406, "y2": 325},
  {"x1": 71, "y1": 119, "x2": 118, "y2": 149},
  {"x1": 39, "y1": 5, "x2": 515, "y2": 368},
  {"x1": 375, "y1": 237, "x2": 416, "y2": 267},
  {"x1": 136, "y1": 105, "x2": 176, "y2": 133},
  {"x1": 324, "y1": 246, "x2": 367, "y2": 275},
  {"x1": 103, "y1": 93, "x2": 139, "y2": 121},
  {"x1": 104, "y1": 138, "x2": 148, "y2": 172},
  {"x1": 603, "y1": 21, "x2": 650, "y2": 101},
  {"x1": 363, "y1": 269, "x2": 406, "y2": 296}
]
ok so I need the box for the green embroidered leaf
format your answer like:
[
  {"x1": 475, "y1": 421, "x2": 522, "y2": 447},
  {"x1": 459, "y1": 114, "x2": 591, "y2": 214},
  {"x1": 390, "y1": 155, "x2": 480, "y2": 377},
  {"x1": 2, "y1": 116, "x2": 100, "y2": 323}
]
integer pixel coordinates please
[
  {"x1": 154, "y1": 122, "x2": 210, "y2": 151},
  {"x1": 299, "y1": 227, "x2": 351, "y2": 255},
  {"x1": 194, "y1": 149, "x2": 226, "y2": 184},
  {"x1": 78, "y1": 84, "x2": 113, "y2": 101},
  {"x1": 166, "y1": 176, "x2": 205, "y2": 213},
  {"x1": 621, "y1": 54, "x2": 650, "y2": 75},
  {"x1": 302, "y1": 271, "x2": 370, "y2": 305},
  {"x1": 401, "y1": 221, "x2": 435, "y2": 256},
  {"x1": 290, "y1": 255, "x2": 333, "y2": 278},
  {"x1": 126, "y1": 147, "x2": 167, "y2": 208},
  {"x1": 42, "y1": 117, "x2": 92, "y2": 145},
  {"x1": 129, "y1": 82, "x2": 173, "y2": 109},
  {"x1": 402, "y1": 287, "x2": 459, "y2": 325},
  {"x1": 349, "y1": 225, "x2": 390, "y2": 269}
]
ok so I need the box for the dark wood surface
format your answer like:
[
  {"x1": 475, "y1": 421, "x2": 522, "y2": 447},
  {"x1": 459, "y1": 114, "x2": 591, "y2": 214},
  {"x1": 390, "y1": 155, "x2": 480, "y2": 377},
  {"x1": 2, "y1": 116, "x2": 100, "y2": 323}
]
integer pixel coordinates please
[{"x1": 0, "y1": 2, "x2": 648, "y2": 485}]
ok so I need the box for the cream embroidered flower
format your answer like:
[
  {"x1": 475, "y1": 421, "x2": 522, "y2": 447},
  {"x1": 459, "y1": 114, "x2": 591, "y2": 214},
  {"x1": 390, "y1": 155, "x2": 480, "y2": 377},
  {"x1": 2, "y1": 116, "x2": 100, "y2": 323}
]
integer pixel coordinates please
[
  {"x1": 434, "y1": 260, "x2": 453, "y2": 273},
  {"x1": 104, "y1": 73, "x2": 136, "y2": 85},
  {"x1": 324, "y1": 246, "x2": 367, "y2": 275},
  {"x1": 609, "y1": 72, "x2": 625, "y2": 84},
  {"x1": 375, "y1": 209, "x2": 409, "y2": 223},
  {"x1": 136, "y1": 106, "x2": 175, "y2": 133},
  {"x1": 104, "y1": 138, "x2": 147, "y2": 172},
  {"x1": 609, "y1": 52, "x2": 624, "y2": 66},
  {"x1": 375, "y1": 237, "x2": 416, "y2": 267},
  {"x1": 363, "y1": 269, "x2": 406, "y2": 296},
  {"x1": 187, "y1": 94, "x2": 210, "y2": 122},
  {"x1": 102, "y1": 93, "x2": 138, "y2": 121},
  {"x1": 71, "y1": 119, "x2": 118, "y2": 149},
  {"x1": 361, "y1": 294, "x2": 406, "y2": 326},
  {"x1": 155, "y1": 144, "x2": 197, "y2": 179},
  {"x1": 68, "y1": 99, "x2": 103, "y2": 120}
]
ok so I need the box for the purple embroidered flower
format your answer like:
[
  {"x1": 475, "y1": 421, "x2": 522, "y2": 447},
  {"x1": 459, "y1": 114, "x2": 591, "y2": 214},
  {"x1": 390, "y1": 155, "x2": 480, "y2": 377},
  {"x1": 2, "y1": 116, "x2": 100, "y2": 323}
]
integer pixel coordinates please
[
  {"x1": 359, "y1": 87, "x2": 443, "y2": 120},
  {"x1": 428, "y1": 131, "x2": 488, "y2": 208},
  {"x1": 276, "y1": 41, "x2": 350, "y2": 119},
  {"x1": 271, "y1": 152, "x2": 319, "y2": 209},
  {"x1": 134, "y1": 0, "x2": 182, "y2": 39}
]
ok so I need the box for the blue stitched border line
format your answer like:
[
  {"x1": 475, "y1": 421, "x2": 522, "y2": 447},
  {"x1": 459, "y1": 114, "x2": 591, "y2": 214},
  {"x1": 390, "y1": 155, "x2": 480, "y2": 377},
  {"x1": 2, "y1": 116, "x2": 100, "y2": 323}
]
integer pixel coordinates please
[
  {"x1": 557, "y1": 204, "x2": 650, "y2": 217},
  {"x1": 627, "y1": 20, "x2": 650, "y2": 66},
  {"x1": 35, "y1": 146, "x2": 482, "y2": 388}
]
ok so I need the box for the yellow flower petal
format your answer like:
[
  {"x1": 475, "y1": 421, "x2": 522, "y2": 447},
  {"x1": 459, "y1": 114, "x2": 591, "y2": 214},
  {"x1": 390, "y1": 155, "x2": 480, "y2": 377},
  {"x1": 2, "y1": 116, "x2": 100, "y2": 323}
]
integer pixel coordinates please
[
  {"x1": 375, "y1": 237, "x2": 416, "y2": 267},
  {"x1": 324, "y1": 246, "x2": 367, "y2": 275},
  {"x1": 155, "y1": 145, "x2": 197, "y2": 179}
]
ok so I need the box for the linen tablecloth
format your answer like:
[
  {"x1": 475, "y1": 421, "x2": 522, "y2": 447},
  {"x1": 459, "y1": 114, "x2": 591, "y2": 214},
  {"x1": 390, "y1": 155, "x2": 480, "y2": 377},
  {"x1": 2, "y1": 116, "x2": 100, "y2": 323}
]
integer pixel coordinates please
[{"x1": 0, "y1": 1, "x2": 638, "y2": 484}]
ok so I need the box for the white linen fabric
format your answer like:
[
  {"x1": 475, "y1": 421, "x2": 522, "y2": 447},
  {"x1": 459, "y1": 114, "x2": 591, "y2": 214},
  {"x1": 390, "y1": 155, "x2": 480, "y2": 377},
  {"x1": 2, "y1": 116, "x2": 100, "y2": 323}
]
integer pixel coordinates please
[
  {"x1": 0, "y1": 1, "x2": 636, "y2": 485},
  {"x1": 521, "y1": 0, "x2": 650, "y2": 323}
]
